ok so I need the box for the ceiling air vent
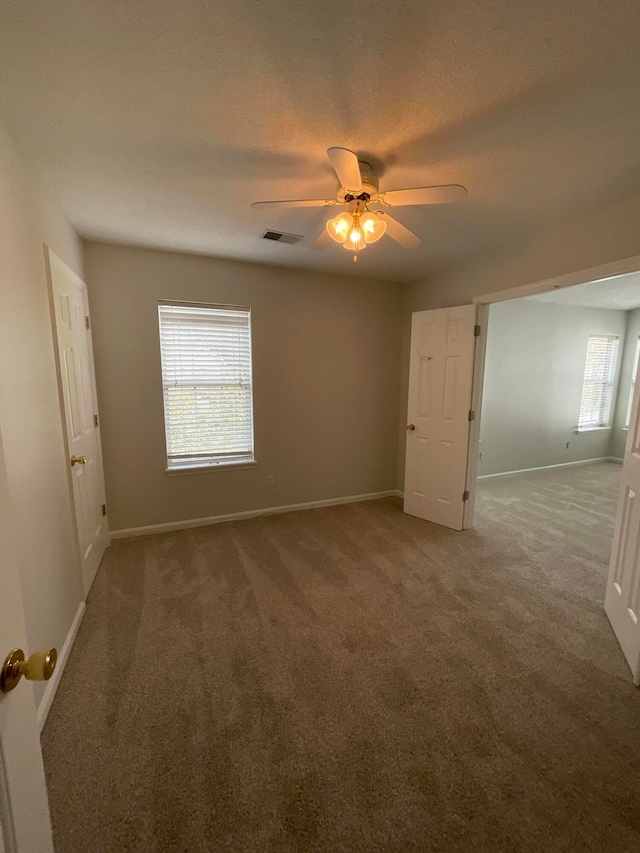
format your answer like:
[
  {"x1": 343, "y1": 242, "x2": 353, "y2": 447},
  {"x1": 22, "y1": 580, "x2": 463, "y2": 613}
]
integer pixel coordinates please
[{"x1": 262, "y1": 230, "x2": 303, "y2": 245}]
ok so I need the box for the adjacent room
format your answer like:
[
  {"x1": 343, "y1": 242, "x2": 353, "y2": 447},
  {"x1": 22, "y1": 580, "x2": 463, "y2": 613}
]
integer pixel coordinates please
[
  {"x1": 475, "y1": 275, "x2": 640, "y2": 590},
  {"x1": 2, "y1": 2, "x2": 640, "y2": 852}
]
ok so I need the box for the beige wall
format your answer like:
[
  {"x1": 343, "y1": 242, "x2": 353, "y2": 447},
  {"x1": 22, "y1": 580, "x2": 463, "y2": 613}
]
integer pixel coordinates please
[
  {"x1": 398, "y1": 192, "x2": 640, "y2": 489},
  {"x1": 83, "y1": 242, "x2": 403, "y2": 531},
  {"x1": 0, "y1": 121, "x2": 84, "y2": 707}
]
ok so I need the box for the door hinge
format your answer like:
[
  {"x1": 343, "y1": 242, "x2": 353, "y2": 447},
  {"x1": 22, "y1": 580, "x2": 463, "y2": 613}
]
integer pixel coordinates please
[
  {"x1": 462, "y1": 491, "x2": 470, "y2": 502},
  {"x1": 85, "y1": 315, "x2": 90, "y2": 330},
  {"x1": 468, "y1": 410, "x2": 475, "y2": 421},
  {"x1": 474, "y1": 324, "x2": 481, "y2": 337},
  {"x1": 94, "y1": 414, "x2": 99, "y2": 427},
  {"x1": 102, "y1": 504, "x2": 107, "y2": 517}
]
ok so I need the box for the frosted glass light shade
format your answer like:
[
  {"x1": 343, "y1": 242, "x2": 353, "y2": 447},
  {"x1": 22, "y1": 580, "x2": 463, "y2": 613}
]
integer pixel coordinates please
[
  {"x1": 360, "y1": 212, "x2": 386, "y2": 244},
  {"x1": 326, "y1": 212, "x2": 352, "y2": 243}
]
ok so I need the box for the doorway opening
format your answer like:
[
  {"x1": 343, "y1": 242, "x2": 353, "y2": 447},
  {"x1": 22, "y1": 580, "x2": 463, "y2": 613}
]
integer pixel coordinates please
[
  {"x1": 465, "y1": 258, "x2": 640, "y2": 683},
  {"x1": 475, "y1": 278, "x2": 640, "y2": 586}
]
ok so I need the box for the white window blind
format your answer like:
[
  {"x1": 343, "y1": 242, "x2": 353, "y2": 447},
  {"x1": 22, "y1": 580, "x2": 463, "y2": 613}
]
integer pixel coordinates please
[
  {"x1": 578, "y1": 335, "x2": 619, "y2": 430},
  {"x1": 158, "y1": 301, "x2": 254, "y2": 470},
  {"x1": 625, "y1": 337, "x2": 640, "y2": 429}
]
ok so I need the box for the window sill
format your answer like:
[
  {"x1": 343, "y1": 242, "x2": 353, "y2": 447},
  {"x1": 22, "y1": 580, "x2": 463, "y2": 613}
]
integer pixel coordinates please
[
  {"x1": 165, "y1": 459, "x2": 257, "y2": 476},
  {"x1": 575, "y1": 426, "x2": 612, "y2": 433}
]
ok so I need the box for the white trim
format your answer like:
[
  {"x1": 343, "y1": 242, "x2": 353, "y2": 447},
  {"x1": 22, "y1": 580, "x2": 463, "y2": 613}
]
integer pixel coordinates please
[
  {"x1": 165, "y1": 460, "x2": 257, "y2": 476},
  {"x1": 36, "y1": 601, "x2": 86, "y2": 733},
  {"x1": 394, "y1": 489, "x2": 404, "y2": 499},
  {"x1": 477, "y1": 456, "x2": 614, "y2": 480},
  {"x1": 111, "y1": 490, "x2": 398, "y2": 539},
  {"x1": 463, "y1": 303, "x2": 489, "y2": 529},
  {"x1": 609, "y1": 457, "x2": 624, "y2": 464},
  {"x1": 473, "y1": 253, "x2": 640, "y2": 306},
  {"x1": 160, "y1": 298, "x2": 251, "y2": 312}
]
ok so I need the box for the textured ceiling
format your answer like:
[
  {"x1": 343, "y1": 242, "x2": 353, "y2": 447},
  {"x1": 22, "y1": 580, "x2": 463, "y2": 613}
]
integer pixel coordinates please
[
  {"x1": 2, "y1": 1, "x2": 640, "y2": 282},
  {"x1": 527, "y1": 272, "x2": 640, "y2": 311}
]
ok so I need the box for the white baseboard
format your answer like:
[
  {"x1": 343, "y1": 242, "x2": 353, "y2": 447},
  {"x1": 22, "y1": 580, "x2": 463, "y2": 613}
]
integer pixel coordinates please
[
  {"x1": 394, "y1": 489, "x2": 404, "y2": 499},
  {"x1": 111, "y1": 489, "x2": 398, "y2": 540},
  {"x1": 477, "y1": 456, "x2": 615, "y2": 480},
  {"x1": 609, "y1": 457, "x2": 624, "y2": 464},
  {"x1": 37, "y1": 601, "x2": 86, "y2": 733}
]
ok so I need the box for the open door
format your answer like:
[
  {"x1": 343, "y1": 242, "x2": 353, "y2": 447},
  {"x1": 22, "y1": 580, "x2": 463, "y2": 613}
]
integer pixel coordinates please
[
  {"x1": 45, "y1": 248, "x2": 110, "y2": 596},
  {"x1": 605, "y1": 350, "x2": 640, "y2": 684},
  {"x1": 0, "y1": 428, "x2": 54, "y2": 852},
  {"x1": 404, "y1": 305, "x2": 477, "y2": 530}
]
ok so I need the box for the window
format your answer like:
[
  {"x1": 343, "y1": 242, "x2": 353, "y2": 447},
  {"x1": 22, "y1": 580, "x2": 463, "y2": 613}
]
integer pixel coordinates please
[
  {"x1": 158, "y1": 301, "x2": 254, "y2": 471},
  {"x1": 625, "y1": 337, "x2": 640, "y2": 429},
  {"x1": 578, "y1": 335, "x2": 619, "y2": 430}
]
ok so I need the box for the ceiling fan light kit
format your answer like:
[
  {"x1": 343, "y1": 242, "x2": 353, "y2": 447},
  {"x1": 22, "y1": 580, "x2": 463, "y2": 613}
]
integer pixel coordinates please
[
  {"x1": 251, "y1": 147, "x2": 467, "y2": 263},
  {"x1": 326, "y1": 201, "x2": 386, "y2": 262}
]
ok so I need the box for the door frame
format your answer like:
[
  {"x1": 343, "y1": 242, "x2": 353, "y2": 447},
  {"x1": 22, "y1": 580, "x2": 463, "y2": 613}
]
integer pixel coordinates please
[{"x1": 463, "y1": 252, "x2": 640, "y2": 529}]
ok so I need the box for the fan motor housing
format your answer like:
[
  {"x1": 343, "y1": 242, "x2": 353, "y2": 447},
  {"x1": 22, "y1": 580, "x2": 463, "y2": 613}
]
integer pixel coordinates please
[{"x1": 336, "y1": 161, "x2": 379, "y2": 201}]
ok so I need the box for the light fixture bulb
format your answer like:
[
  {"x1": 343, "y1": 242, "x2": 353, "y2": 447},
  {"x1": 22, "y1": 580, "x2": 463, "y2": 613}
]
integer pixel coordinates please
[
  {"x1": 343, "y1": 231, "x2": 366, "y2": 251},
  {"x1": 360, "y1": 212, "x2": 386, "y2": 244},
  {"x1": 326, "y1": 212, "x2": 352, "y2": 243}
]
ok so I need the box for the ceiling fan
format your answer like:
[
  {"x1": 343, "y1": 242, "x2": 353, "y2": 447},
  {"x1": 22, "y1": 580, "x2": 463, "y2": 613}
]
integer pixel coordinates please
[{"x1": 251, "y1": 147, "x2": 467, "y2": 262}]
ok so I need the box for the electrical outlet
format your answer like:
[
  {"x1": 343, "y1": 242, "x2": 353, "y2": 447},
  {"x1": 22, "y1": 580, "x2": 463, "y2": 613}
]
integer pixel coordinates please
[
  {"x1": 566, "y1": 442, "x2": 570, "y2": 450},
  {"x1": 479, "y1": 451, "x2": 485, "y2": 461},
  {"x1": 267, "y1": 474, "x2": 276, "y2": 488}
]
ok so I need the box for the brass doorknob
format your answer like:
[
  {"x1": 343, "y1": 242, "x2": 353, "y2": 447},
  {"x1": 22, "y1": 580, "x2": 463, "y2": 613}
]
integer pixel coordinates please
[
  {"x1": 1, "y1": 648, "x2": 58, "y2": 693},
  {"x1": 70, "y1": 455, "x2": 87, "y2": 466},
  {"x1": 407, "y1": 424, "x2": 415, "y2": 431}
]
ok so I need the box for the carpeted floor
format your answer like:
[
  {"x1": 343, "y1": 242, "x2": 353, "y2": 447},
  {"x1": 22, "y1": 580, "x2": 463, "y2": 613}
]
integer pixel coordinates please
[{"x1": 42, "y1": 461, "x2": 640, "y2": 852}]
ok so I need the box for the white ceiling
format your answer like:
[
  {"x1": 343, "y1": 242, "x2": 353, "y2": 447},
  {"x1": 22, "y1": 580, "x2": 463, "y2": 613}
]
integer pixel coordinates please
[
  {"x1": 2, "y1": 1, "x2": 640, "y2": 283},
  {"x1": 526, "y1": 272, "x2": 640, "y2": 311}
]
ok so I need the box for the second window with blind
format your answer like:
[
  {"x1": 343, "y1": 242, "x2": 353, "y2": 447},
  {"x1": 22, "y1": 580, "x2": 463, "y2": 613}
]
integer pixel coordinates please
[
  {"x1": 577, "y1": 334, "x2": 619, "y2": 430},
  {"x1": 158, "y1": 301, "x2": 254, "y2": 471}
]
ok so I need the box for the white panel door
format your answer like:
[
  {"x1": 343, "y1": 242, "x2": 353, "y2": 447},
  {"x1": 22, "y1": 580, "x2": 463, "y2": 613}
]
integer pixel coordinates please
[
  {"x1": 605, "y1": 352, "x2": 640, "y2": 684},
  {"x1": 0, "y1": 429, "x2": 54, "y2": 853},
  {"x1": 45, "y1": 249, "x2": 109, "y2": 596},
  {"x1": 404, "y1": 305, "x2": 477, "y2": 530}
]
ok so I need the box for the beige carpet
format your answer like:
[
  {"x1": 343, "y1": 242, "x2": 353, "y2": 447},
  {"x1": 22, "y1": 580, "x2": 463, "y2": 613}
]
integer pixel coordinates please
[{"x1": 42, "y1": 461, "x2": 640, "y2": 852}]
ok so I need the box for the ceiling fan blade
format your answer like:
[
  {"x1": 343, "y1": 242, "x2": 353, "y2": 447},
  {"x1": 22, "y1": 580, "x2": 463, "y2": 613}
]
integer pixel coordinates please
[
  {"x1": 311, "y1": 228, "x2": 332, "y2": 250},
  {"x1": 380, "y1": 184, "x2": 467, "y2": 206},
  {"x1": 377, "y1": 212, "x2": 421, "y2": 248},
  {"x1": 327, "y1": 147, "x2": 363, "y2": 193},
  {"x1": 251, "y1": 198, "x2": 333, "y2": 209}
]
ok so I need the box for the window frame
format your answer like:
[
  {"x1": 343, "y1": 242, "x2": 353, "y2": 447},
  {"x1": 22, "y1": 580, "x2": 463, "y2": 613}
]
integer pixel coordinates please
[
  {"x1": 158, "y1": 299, "x2": 256, "y2": 474},
  {"x1": 577, "y1": 334, "x2": 620, "y2": 432}
]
